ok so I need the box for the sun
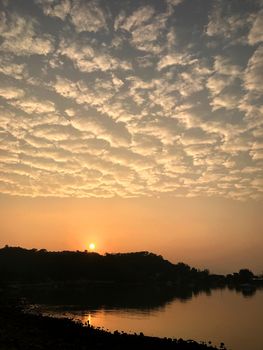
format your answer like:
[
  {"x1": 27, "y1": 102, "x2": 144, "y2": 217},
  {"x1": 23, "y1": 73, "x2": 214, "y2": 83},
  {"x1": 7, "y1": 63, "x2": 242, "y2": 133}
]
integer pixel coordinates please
[{"x1": 89, "y1": 243, "x2": 96, "y2": 251}]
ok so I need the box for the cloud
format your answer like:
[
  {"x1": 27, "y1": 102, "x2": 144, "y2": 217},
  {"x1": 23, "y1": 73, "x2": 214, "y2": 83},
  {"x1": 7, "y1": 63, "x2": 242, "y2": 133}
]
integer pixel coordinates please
[
  {"x1": 238, "y1": 93, "x2": 263, "y2": 129},
  {"x1": 206, "y1": 56, "x2": 243, "y2": 109},
  {"x1": 37, "y1": 0, "x2": 107, "y2": 33},
  {"x1": 158, "y1": 52, "x2": 197, "y2": 70},
  {"x1": 184, "y1": 144, "x2": 216, "y2": 160},
  {"x1": 129, "y1": 19, "x2": 166, "y2": 53},
  {"x1": 166, "y1": 0, "x2": 184, "y2": 8},
  {"x1": 213, "y1": 55, "x2": 242, "y2": 77},
  {"x1": 211, "y1": 93, "x2": 240, "y2": 111},
  {"x1": 10, "y1": 97, "x2": 56, "y2": 114},
  {"x1": 117, "y1": 6, "x2": 155, "y2": 32},
  {"x1": 71, "y1": 113, "x2": 132, "y2": 147},
  {"x1": 250, "y1": 150, "x2": 263, "y2": 160},
  {"x1": 36, "y1": 0, "x2": 71, "y2": 20},
  {"x1": 70, "y1": 0, "x2": 107, "y2": 33},
  {"x1": 0, "y1": 11, "x2": 54, "y2": 55},
  {"x1": 147, "y1": 61, "x2": 211, "y2": 108},
  {"x1": 59, "y1": 38, "x2": 131, "y2": 72},
  {"x1": 180, "y1": 129, "x2": 218, "y2": 146},
  {"x1": 0, "y1": 107, "x2": 14, "y2": 127},
  {"x1": 32, "y1": 123, "x2": 82, "y2": 142},
  {"x1": 131, "y1": 133, "x2": 162, "y2": 156},
  {"x1": 116, "y1": 6, "x2": 168, "y2": 53},
  {"x1": 53, "y1": 76, "x2": 79, "y2": 99},
  {"x1": 250, "y1": 142, "x2": 263, "y2": 160},
  {"x1": 243, "y1": 45, "x2": 263, "y2": 94},
  {"x1": 0, "y1": 85, "x2": 25, "y2": 100},
  {"x1": 174, "y1": 65, "x2": 211, "y2": 97},
  {"x1": 206, "y1": 2, "x2": 248, "y2": 43},
  {"x1": 53, "y1": 75, "x2": 115, "y2": 110},
  {"x1": 106, "y1": 147, "x2": 154, "y2": 171},
  {"x1": 220, "y1": 136, "x2": 252, "y2": 154},
  {"x1": 248, "y1": 11, "x2": 263, "y2": 45},
  {"x1": 0, "y1": 0, "x2": 262, "y2": 200},
  {"x1": 0, "y1": 57, "x2": 28, "y2": 80},
  {"x1": 206, "y1": 2, "x2": 263, "y2": 48},
  {"x1": 251, "y1": 178, "x2": 263, "y2": 189},
  {"x1": 206, "y1": 74, "x2": 232, "y2": 96}
]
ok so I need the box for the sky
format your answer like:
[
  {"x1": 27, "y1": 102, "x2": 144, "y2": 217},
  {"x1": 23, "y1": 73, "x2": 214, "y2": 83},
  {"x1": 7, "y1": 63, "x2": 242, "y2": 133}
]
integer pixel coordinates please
[{"x1": 0, "y1": 0, "x2": 262, "y2": 273}]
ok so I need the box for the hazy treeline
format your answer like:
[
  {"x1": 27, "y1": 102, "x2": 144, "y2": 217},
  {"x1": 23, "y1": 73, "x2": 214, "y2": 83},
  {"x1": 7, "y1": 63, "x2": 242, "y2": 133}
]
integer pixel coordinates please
[{"x1": 0, "y1": 246, "x2": 258, "y2": 286}]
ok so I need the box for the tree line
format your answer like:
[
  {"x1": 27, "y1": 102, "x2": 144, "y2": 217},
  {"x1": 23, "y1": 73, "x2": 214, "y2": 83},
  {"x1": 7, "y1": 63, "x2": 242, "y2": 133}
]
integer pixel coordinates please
[{"x1": 0, "y1": 246, "x2": 259, "y2": 286}]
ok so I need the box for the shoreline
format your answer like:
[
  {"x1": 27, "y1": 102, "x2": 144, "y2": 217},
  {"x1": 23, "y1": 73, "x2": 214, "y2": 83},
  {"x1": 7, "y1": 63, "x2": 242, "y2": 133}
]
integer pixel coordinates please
[{"x1": 0, "y1": 304, "x2": 226, "y2": 350}]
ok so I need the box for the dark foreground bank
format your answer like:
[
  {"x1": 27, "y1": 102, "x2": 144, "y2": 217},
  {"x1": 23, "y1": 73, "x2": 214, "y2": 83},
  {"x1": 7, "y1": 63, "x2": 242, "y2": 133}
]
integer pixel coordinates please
[{"x1": 0, "y1": 305, "x2": 226, "y2": 350}]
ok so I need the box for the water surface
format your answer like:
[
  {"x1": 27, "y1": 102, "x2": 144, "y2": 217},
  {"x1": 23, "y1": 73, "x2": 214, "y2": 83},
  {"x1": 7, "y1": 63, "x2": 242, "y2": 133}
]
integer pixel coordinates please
[{"x1": 36, "y1": 287, "x2": 263, "y2": 350}]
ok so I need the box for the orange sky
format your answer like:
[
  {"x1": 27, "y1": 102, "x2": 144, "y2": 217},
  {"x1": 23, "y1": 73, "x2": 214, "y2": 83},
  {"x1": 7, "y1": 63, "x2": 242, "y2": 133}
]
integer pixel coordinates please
[
  {"x1": 0, "y1": 1, "x2": 263, "y2": 276},
  {"x1": 1, "y1": 195, "x2": 262, "y2": 274}
]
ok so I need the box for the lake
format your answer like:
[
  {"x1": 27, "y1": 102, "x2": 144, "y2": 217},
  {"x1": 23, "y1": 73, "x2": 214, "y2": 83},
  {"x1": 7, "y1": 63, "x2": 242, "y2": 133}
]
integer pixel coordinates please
[{"x1": 29, "y1": 285, "x2": 263, "y2": 350}]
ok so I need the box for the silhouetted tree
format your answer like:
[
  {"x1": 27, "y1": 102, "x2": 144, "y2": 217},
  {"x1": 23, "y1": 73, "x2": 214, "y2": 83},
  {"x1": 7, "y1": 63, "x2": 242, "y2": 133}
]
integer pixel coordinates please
[{"x1": 238, "y1": 269, "x2": 254, "y2": 282}]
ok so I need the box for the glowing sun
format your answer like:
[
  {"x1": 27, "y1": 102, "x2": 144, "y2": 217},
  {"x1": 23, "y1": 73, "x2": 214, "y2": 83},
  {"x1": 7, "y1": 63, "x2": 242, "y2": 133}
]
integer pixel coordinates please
[{"x1": 89, "y1": 243, "x2": 96, "y2": 251}]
